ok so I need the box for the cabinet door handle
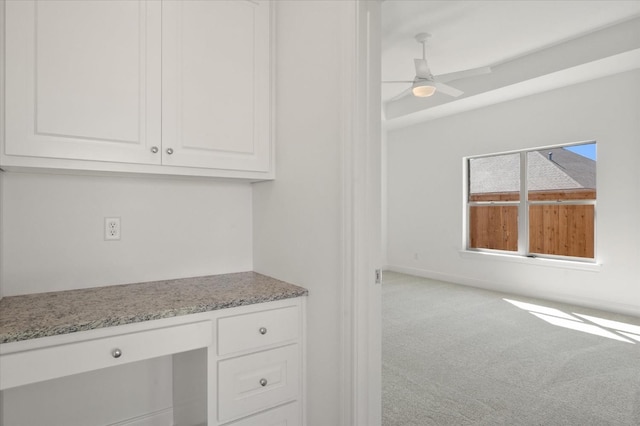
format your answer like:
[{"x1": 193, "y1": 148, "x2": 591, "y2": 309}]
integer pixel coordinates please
[
  {"x1": 150, "y1": 146, "x2": 159, "y2": 154},
  {"x1": 259, "y1": 378, "x2": 268, "y2": 387},
  {"x1": 166, "y1": 148, "x2": 174, "y2": 155},
  {"x1": 259, "y1": 327, "x2": 267, "y2": 335},
  {"x1": 112, "y1": 349, "x2": 122, "y2": 358}
]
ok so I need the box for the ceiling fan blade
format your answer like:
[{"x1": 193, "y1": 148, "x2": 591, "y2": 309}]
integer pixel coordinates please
[
  {"x1": 382, "y1": 80, "x2": 415, "y2": 84},
  {"x1": 434, "y1": 82, "x2": 463, "y2": 97},
  {"x1": 388, "y1": 87, "x2": 413, "y2": 102},
  {"x1": 436, "y1": 66, "x2": 492, "y2": 83},
  {"x1": 414, "y1": 59, "x2": 431, "y2": 79}
]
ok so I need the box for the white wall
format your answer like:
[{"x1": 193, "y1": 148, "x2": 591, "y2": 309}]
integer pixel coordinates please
[
  {"x1": 1, "y1": 172, "x2": 252, "y2": 296},
  {"x1": 0, "y1": 172, "x2": 253, "y2": 425},
  {"x1": 0, "y1": 172, "x2": 4, "y2": 301},
  {"x1": 253, "y1": 2, "x2": 349, "y2": 425},
  {"x1": 381, "y1": 131, "x2": 389, "y2": 267},
  {"x1": 386, "y1": 70, "x2": 640, "y2": 316}
]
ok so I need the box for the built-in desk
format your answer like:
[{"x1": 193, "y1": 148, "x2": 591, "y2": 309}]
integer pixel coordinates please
[{"x1": 0, "y1": 272, "x2": 308, "y2": 426}]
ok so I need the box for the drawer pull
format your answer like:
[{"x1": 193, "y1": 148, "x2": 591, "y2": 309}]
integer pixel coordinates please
[
  {"x1": 112, "y1": 349, "x2": 122, "y2": 359},
  {"x1": 259, "y1": 327, "x2": 267, "y2": 335},
  {"x1": 259, "y1": 378, "x2": 268, "y2": 387}
]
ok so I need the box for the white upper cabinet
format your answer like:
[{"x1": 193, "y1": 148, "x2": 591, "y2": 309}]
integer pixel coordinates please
[
  {"x1": 4, "y1": 0, "x2": 162, "y2": 164},
  {"x1": 162, "y1": 0, "x2": 271, "y2": 172},
  {"x1": 2, "y1": 0, "x2": 273, "y2": 179}
]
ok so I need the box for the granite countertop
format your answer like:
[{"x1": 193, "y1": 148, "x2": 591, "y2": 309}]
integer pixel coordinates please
[{"x1": 0, "y1": 272, "x2": 308, "y2": 344}]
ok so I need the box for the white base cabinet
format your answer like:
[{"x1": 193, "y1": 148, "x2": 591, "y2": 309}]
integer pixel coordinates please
[
  {"x1": 1, "y1": 0, "x2": 273, "y2": 180},
  {"x1": 0, "y1": 298, "x2": 306, "y2": 426}
]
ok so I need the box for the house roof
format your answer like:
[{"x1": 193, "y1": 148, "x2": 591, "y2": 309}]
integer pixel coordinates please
[{"x1": 469, "y1": 147, "x2": 596, "y2": 194}]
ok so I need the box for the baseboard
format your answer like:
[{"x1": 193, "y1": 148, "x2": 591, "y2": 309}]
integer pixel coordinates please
[
  {"x1": 108, "y1": 408, "x2": 173, "y2": 426},
  {"x1": 386, "y1": 265, "x2": 463, "y2": 286},
  {"x1": 386, "y1": 264, "x2": 640, "y2": 318}
]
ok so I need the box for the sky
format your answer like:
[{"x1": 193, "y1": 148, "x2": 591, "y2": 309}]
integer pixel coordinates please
[{"x1": 565, "y1": 143, "x2": 596, "y2": 161}]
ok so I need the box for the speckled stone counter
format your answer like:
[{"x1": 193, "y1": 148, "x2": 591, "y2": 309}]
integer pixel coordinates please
[{"x1": 0, "y1": 272, "x2": 308, "y2": 344}]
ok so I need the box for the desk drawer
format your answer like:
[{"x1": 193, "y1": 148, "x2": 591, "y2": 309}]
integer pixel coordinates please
[
  {"x1": 225, "y1": 401, "x2": 300, "y2": 426},
  {"x1": 218, "y1": 305, "x2": 299, "y2": 356},
  {"x1": 218, "y1": 344, "x2": 299, "y2": 422},
  {"x1": 0, "y1": 320, "x2": 212, "y2": 390}
]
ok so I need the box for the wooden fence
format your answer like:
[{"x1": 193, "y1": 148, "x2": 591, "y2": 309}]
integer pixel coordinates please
[{"x1": 469, "y1": 190, "x2": 595, "y2": 258}]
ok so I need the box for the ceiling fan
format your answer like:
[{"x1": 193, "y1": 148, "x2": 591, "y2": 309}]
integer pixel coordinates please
[{"x1": 384, "y1": 33, "x2": 492, "y2": 100}]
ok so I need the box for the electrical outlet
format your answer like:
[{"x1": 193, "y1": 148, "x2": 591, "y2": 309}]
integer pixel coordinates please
[{"x1": 105, "y1": 217, "x2": 121, "y2": 241}]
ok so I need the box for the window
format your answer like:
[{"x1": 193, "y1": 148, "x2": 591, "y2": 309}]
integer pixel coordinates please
[{"x1": 466, "y1": 142, "x2": 596, "y2": 261}]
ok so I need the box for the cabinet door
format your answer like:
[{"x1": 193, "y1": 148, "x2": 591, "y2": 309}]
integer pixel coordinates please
[
  {"x1": 162, "y1": 0, "x2": 271, "y2": 172},
  {"x1": 4, "y1": 0, "x2": 162, "y2": 164}
]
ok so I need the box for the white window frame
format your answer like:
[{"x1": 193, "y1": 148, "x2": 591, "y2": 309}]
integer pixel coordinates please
[{"x1": 464, "y1": 141, "x2": 597, "y2": 264}]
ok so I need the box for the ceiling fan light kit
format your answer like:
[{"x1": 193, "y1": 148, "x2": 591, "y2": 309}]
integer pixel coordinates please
[{"x1": 412, "y1": 80, "x2": 436, "y2": 97}]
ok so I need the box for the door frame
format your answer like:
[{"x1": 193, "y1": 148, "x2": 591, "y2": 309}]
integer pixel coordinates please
[{"x1": 341, "y1": 1, "x2": 382, "y2": 425}]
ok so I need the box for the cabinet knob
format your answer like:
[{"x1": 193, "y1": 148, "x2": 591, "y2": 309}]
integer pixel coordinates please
[
  {"x1": 166, "y1": 148, "x2": 174, "y2": 155},
  {"x1": 150, "y1": 146, "x2": 159, "y2": 154},
  {"x1": 112, "y1": 349, "x2": 122, "y2": 359},
  {"x1": 259, "y1": 327, "x2": 267, "y2": 335},
  {"x1": 259, "y1": 378, "x2": 268, "y2": 387}
]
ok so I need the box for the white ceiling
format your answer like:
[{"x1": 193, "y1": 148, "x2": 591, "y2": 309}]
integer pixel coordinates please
[{"x1": 382, "y1": 0, "x2": 640, "y2": 122}]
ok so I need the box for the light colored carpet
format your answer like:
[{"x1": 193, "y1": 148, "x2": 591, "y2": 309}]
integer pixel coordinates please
[{"x1": 382, "y1": 271, "x2": 640, "y2": 425}]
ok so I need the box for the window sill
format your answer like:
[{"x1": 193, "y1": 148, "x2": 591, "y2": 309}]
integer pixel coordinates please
[{"x1": 459, "y1": 250, "x2": 601, "y2": 272}]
